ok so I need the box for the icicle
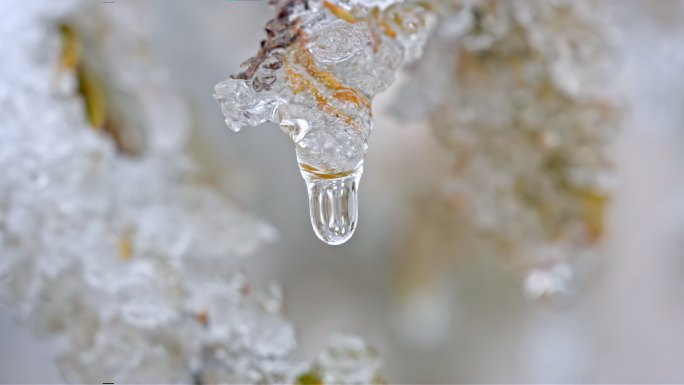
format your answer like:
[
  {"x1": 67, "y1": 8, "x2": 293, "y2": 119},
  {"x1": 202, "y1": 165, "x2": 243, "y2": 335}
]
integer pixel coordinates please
[{"x1": 214, "y1": 0, "x2": 434, "y2": 244}]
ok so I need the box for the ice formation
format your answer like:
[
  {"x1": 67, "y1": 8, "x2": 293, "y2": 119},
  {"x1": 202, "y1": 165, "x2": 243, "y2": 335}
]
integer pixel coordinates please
[
  {"x1": 395, "y1": 0, "x2": 621, "y2": 301},
  {"x1": 214, "y1": 0, "x2": 434, "y2": 245},
  {"x1": 0, "y1": 1, "x2": 383, "y2": 383},
  {"x1": 295, "y1": 332, "x2": 383, "y2": 385}
]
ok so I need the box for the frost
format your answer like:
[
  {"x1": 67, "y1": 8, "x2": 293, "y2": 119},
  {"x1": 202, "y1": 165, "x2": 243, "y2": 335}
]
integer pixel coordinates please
[{"x1": 394, "y1": 0, "x2": 621, "y2": 300}]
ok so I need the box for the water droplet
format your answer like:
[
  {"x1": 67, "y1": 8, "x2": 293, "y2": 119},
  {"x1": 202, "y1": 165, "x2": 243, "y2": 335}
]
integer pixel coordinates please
[{"x1": 305, "y1": 172, "x2": 360, "y2": 245}]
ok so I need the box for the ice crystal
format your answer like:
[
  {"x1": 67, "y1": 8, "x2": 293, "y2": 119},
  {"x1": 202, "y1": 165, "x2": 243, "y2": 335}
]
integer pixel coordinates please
[
  {"x1": 0, "y1": 1, "x2": 384, "y2": 383},
  {"x1": 214, "y1": 0, "x2": 435, "y2": 245},
  {"x1": 395, "y1": 0, "x2": 621, "y2": 300}
]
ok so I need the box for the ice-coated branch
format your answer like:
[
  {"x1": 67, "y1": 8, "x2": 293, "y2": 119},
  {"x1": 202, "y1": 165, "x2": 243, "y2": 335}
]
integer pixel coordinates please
[
  {"x1": 214, "y1": 0, "x2": 435, "y2": 245},
  {"x1": 0, "y1": 1, "x2": 383, "y2": 383},
  {"x1": 395, "y1": 0, "x2": 621, "y2": 302}
]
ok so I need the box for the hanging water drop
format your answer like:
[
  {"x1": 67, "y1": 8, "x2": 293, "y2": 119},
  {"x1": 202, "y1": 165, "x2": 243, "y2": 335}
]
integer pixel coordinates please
[{"x1": 305, "y1": 171, "x2": 361, "y2": 245}]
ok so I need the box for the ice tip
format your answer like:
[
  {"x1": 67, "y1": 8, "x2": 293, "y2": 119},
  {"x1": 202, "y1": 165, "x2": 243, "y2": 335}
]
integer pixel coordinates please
[
  {"x1": 315, "y1": 223, "x2": 357, "y2": 246},
  {"x1": 305, "y1": 173, "x2": 361, "y2": 246}
]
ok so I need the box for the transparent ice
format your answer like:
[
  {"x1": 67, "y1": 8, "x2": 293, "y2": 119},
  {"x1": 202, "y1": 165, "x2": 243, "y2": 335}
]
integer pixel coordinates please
[{"x1": 214, "y1": 0, "x2": 434, "y2": 245}]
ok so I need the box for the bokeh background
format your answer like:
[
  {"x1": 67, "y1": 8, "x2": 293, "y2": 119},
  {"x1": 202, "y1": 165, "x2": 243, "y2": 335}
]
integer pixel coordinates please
[{"x1": 2, "y1": 0, "x2": 684, "y2": 383}]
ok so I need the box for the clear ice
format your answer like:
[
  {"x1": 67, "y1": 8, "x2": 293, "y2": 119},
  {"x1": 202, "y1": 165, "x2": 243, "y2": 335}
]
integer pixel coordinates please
[{"x1": 214, "y1": 0, "x2": 433, "y2": 244}]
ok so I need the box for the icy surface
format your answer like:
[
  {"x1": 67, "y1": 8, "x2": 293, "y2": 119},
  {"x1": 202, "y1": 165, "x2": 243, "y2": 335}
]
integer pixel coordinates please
[
  {"x1": 394, "y1": 0, "x2": 621, "y2": 301},
  {"x1": 0, "y1": 1, "x2": 383, "y2": 383},
  {"x1": 214, "y1": 0, "x2": 435, "y2": 244}
]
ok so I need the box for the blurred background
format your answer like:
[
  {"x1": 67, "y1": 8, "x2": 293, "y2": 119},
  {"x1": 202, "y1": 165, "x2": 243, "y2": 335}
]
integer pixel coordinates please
[{"x1": 1, "y1": 0, "x2": 684, "y2": 383}]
